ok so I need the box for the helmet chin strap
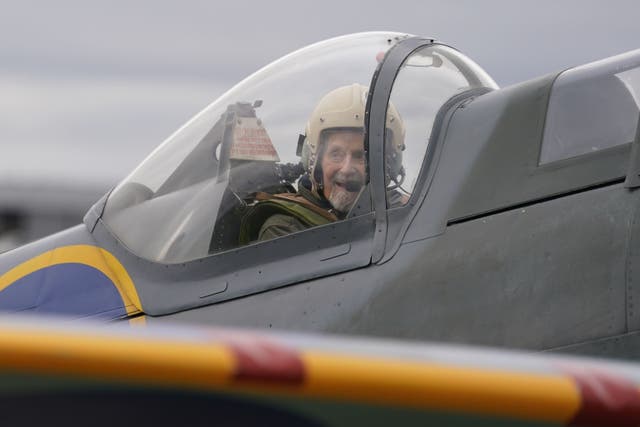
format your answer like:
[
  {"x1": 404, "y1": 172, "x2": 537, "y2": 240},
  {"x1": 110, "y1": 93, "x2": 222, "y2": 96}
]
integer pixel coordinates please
[{"x1": 311, "y1": 145, "x2": 325, "y2": 194}]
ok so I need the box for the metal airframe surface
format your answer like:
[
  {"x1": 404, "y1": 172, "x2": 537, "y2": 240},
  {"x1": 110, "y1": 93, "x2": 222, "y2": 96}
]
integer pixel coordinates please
[
  {"x1": 93, "y1": 213, "x2": 375, "y2": 315},
  {"x1": 381, "y1": 88, "x2": 493, "y2": 263}
]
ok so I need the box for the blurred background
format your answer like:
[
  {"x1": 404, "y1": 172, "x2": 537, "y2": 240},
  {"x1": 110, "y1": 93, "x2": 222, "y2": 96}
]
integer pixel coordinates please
[{"x1": 2, "y1": 0, "x2": 640, "y2": 251}]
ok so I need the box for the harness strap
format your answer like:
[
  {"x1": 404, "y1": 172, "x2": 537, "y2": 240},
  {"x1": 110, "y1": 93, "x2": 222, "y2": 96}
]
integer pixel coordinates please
[
  {"x1": 239, "y1": 192, "x2": 337, "y2": 244},
  {"x1": 255, "y1": 191, "x2": 338, "y2": 222}
]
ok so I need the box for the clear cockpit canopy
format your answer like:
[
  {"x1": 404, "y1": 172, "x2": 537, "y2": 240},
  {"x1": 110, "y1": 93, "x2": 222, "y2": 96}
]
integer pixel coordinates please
[
  {"x1": 101, "y1": 32, "x2": 497, "y2": 264},
  {"x1": 103, "y1": 32, "x2": 409, "y2": 262}
]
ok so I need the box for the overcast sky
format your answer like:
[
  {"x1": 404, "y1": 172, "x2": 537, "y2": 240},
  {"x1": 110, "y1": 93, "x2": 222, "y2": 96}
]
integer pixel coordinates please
[{"x1": 2, "y1": 0, "x2": 640, "y2": 190}]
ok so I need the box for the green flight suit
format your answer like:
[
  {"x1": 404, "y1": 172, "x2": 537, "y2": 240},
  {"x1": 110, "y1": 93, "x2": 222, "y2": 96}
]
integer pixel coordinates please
[{"x1": 239, "y1": 184, "x2": 338, "y2": 244}]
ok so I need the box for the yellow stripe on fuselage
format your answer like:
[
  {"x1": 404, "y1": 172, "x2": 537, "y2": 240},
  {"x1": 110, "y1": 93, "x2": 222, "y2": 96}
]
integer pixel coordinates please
[{"x1": 0, "y1": 245, "x2": 142, "y2": 315}]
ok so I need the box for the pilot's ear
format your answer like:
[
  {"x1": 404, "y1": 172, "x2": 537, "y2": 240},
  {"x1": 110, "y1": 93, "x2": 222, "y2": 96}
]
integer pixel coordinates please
[{"x1": 296, "y1": 134, "x2": 305, "y2": 156}]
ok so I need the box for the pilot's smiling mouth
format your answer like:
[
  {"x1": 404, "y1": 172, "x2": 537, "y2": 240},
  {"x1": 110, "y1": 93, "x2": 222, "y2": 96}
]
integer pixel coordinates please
[
  {"x1": 334, "y1": 177, "x2": 363, "y2": 193},
  {"x1": 334, "y1": 180, "x2": 348, "y2": 190},
  {"x1": 328, "y1": 174, "x2": 364, "y2": 212}
]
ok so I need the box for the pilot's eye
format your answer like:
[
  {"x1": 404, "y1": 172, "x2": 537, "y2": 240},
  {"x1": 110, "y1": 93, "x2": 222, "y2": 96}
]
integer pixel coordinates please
[{"x1": 328, "y1": 149, "x2": 346, "y2": 163}]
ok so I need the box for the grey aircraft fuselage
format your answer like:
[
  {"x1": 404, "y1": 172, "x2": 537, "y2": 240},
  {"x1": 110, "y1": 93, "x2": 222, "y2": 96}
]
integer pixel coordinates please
[{"x1": 1, "y1": 35, "x2": 640, "y2": 360}]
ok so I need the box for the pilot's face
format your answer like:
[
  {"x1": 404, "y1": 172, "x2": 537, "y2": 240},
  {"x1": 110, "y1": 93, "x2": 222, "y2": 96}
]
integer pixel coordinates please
[{"x1": 321, "y1": 130, "x2": 366, "y2": 213}]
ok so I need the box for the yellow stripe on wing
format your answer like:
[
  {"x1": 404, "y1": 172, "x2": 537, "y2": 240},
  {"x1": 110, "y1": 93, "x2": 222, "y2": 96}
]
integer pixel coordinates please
[
  {"x1": 300, "y1": 352, "x2": 580, "y2": 423},
  {"x1": 0, "y1": 327, "x2": 234, "y2": 388},
  {"x1": 0, "y1": 322, "x2": 583, "y2": 423}
]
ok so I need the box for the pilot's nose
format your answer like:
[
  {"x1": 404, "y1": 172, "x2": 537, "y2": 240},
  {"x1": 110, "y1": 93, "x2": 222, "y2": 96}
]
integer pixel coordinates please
[{"x1": 340, "y1": 154, "x2": 358, "y2": 173}]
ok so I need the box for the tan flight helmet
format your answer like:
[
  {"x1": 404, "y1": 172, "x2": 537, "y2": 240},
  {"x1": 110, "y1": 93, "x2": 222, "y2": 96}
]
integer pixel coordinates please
[{"x1": 301, "y1": 83, "x2": 406, "y2": 194}]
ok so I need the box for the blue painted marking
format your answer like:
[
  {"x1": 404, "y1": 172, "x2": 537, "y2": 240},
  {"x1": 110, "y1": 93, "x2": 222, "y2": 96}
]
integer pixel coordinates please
[{"x1": 0, "y1": 263, "x2": 127, "y2": 319}]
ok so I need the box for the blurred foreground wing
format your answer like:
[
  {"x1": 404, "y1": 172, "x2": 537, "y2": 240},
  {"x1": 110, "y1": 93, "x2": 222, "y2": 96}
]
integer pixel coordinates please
[{"x1": 0, "y1": 315, "x2": 639, "y2": 426}]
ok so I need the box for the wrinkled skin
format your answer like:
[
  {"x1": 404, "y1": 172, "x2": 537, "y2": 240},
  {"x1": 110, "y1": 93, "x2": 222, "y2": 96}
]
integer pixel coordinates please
[{"x1": 321, "y1": 130, "x2": 366, "y2": 213}]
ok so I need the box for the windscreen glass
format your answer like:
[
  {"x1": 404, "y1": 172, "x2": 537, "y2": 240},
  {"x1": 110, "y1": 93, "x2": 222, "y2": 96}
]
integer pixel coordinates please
[
  {"x1": 386, "y1": 44, "x2": 498, "y2": 206},
  {"x1": 102, "y1": 32, "x2": 408, "y2": 263}
]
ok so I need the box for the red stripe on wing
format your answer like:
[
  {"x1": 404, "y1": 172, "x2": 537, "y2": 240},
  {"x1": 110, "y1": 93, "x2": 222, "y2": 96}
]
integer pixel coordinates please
[
  {"x1": 208, "y1": 331, "x2": 305, "y2": 384},
  {"x1": 561, "y1": 364, "x2": 640, "y2": 427}
]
